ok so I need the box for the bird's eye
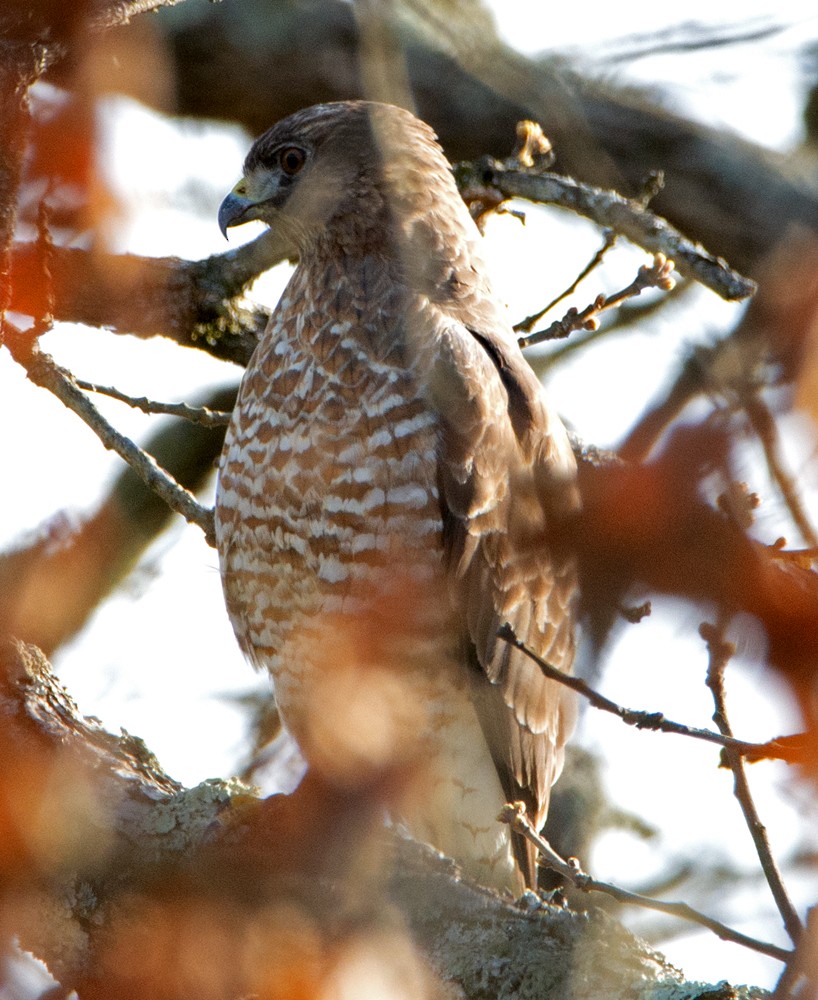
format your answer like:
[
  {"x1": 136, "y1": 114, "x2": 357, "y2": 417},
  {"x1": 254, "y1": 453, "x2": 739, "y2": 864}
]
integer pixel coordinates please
[{"x1": 279, "y1": 146, "x2": 306, "y2": 176}]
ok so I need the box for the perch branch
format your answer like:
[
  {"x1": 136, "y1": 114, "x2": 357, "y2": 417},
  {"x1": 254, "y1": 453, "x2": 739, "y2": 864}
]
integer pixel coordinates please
[{"x1": 2, "y1": 640, "x2": 727, "y2": 1000}]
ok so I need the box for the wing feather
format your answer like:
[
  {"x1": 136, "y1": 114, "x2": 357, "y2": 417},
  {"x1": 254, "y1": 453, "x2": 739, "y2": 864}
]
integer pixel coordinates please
[{"x1": 430, "y1": 319, "x2": 579, "y2": 888}]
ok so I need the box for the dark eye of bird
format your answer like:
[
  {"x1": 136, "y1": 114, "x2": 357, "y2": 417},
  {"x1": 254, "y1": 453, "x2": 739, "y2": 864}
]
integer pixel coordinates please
[{"x1": 279, "y1": 146, "x2": 306, "y2": 176}]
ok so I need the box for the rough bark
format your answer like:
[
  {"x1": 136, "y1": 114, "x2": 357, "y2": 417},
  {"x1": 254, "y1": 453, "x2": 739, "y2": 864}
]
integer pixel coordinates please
[{"x1": 0, "y1": 639, "x2": 768, "y2": 999}]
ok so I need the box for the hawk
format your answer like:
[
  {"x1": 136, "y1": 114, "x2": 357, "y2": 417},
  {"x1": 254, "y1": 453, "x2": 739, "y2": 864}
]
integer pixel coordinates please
[{"x1": 215, "y1": 101, "x2": 578, "y2": 894}]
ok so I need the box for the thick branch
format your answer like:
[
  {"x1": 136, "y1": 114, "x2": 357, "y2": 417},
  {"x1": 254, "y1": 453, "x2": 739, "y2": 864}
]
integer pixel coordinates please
[
  {"x1": 0, "y1": 639, "x2": 769, "y2": 1000},
  {"x1": 458, "y1": 160, "x2": 755, "y2": 302},
  {"x1": 157, "y1": 0, "x2": 818, "y2": 277},
  {"x1": 8, "y1": 236, "x2": 289, "y2": 366}
]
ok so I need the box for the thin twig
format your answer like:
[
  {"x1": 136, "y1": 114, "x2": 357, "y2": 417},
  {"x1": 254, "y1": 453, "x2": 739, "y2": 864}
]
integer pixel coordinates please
[
  {"x1": 513, "y1": 230, "x2": 617, "y2": 334},
  {"x1": 534, "y1": 278, "x2": 691, "y2": 374},
  {"x1": 513, "y1": 168, "x2": 666, "y2": 337},
  {"x1": 517, "y1": 254, "x2": 676, "y2": 349},
  {"x1": 500, "y1": 802, "x2": 791, "y2": 964},
  {"x1": 4, "y1": 325, "x2": 216, "y2": 547},
  {"x1": 743, "y1": 394, "x2": 818, "y2": 549},
  {"x1": 701, "y1": 620, "x2": 803, "y2": 947},
  {"x1": 455, "y1": 158, "x2": 756, "y2": 302},
  {"x1": 74, "y1": 378, "x2": 232, "y2": 427},
  {"x1": 496, "y1": 624, "x2": 802, "y2": 764},
  {"x1": 772, "y1": 906, "x2": 818, "y2": 1000}
]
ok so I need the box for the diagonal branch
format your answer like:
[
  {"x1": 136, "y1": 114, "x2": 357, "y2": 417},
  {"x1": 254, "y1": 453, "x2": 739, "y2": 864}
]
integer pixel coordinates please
[
  {"x1": 497, "y1": 624, "x2": 804, "y2": 764},
  {"x1": 455, "y1": 159, "x2": 756, "y2": 302},
  {"x1": 501, "y1": 802, "x2": 791, "y2": 964},
  {"x1": 517, "y1": 253, "x2": 676, "y2": 350},
  {"x1": 4, "y1": 324, "x2": 216, "y2": 547}
]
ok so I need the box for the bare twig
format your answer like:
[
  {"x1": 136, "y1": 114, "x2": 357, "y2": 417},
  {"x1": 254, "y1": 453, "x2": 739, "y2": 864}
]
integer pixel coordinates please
[
  {"x1": 531, "y1": 279, "x2": 691, "y2": 376},
  {"x1": 4, "y1": 325, "x2": 216, "y2": 547},
  {"x1": 456, "y1": 160, "x2": 756, "y2": 302},
  {"x1": 701, "y1": 620, "x2": 803, "y2": 947},
  {"x1": 514, "y1": 167, "x2": 665, "y2": 337},
  {"x1": 497, "y1": 624, "x2": 802, "y2": 764},
  {"x1": 517, "y1": 254, "x2": 676, "y2": 349},
  {"x1": 514, "y1": 230, "x2": 617, "y2": 335},
  {"x1": 511, "y1": 120, "x2": 554, "y2": 170},
  {"x1": 743, "y1": 394, "x2": 818, "y2": 549},
  {"x1": 772, "y1": 906, "x2": 818, "y2": 1000},
  {"x1": 501, "y1": 802, "x2": 791, "y2": 964},
  {"x1": 74, "y1": 378, "x2": 232, "y2": 427}
]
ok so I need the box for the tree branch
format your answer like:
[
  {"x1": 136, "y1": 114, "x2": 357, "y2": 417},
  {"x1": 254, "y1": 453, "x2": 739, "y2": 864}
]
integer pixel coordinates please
[
  {"x1": 514, "y1": 228, "x2": 617, "y2": 335},
  {"x1": 497, "y1": 624, "x2": 803, "y2": 764},
  {"x1": 7, "y1": 235, "x2": 292, "y2": 366},
  {"x1": 4, "y1": 323, "x2": 216, "y2": 546},
  {"x1": 517, "y1": 253, "x2": 676, "y2": 349},
  {"x1": 501, "y1": 803, "x2": 791, "y2": 964},
  {"x1": 0, "y1": 383, "x2": 235, "y2": 656},
  {"x1": 90, "y1": 0, "x2": 189, "y2": 31},
  {"x1": 742, "y1": 394, "x2": 818, "y2": 550},
  {"x1": 456, "y1": 159, "x2": 755, "y2": 302},
  {"x1": 1, "y1": 639, "x2": 755, "y2": 1000},
  {"x1": 771, "y1": 906, "x2": 818, "y2": 1000},
  {"x1": 701, "y1": 620, "x2": 803, "y2": 947}
]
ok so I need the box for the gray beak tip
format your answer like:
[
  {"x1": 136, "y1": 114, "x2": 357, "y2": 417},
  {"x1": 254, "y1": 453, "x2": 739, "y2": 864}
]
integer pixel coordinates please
[{"x1": 218, "y1": 190, "x2": 249, "y2": 240}]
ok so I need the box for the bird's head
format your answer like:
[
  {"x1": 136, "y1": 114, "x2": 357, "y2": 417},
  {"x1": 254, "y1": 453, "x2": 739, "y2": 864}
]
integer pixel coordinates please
[
  {"x1": 219, "y1": 102, "x2": 391, "y2": 248},
  {"x1": 218, "y1": 101, "x2": 463, "y2": 262}
]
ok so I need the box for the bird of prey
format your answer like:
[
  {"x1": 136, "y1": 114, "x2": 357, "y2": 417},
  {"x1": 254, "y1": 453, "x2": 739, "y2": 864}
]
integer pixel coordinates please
[{"x1": 215, "y1": 101, "x2": 579, "y2": 894}]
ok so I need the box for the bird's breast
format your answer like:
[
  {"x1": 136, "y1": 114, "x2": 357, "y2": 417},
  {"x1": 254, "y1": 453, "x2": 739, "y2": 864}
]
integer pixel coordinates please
[{"x1": 215, "y1": 307, "x2": 453, "y2": 714}]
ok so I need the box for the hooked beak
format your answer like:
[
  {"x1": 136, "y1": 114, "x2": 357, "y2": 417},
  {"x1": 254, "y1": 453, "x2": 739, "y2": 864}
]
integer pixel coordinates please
[{"x1": 218, "y1": 183, "x2": 257, "y2": 239}]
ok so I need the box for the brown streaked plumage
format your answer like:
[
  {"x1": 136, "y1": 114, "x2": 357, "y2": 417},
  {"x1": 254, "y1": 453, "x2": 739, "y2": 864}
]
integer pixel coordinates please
[{"x1": 215, "y1": 101, "x2": 579, "y2": 893}]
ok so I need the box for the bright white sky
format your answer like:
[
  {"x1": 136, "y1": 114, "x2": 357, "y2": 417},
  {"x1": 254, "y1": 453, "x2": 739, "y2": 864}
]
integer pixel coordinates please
[{"x1": 4, "y1": 1, "x2": 818, "y2": 992}]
